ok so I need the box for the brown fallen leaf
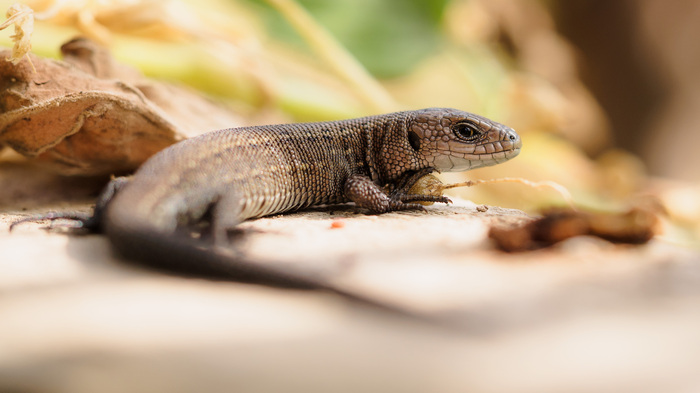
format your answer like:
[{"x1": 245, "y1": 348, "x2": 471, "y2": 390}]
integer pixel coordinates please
[
  {"x1": 0, "y1": 37, "x2": 242, "y2": 175},
  {"x1": 489, "y1": 207, "x2": 660, "y2": 252},
  {"x1": 406, "y1": 173, "x2": 662, "y2": 251}
]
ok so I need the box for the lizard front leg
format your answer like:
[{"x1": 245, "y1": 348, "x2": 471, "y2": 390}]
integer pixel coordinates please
[{"x1": 344, "y1": 170, "x2": 451, "y2": 214}]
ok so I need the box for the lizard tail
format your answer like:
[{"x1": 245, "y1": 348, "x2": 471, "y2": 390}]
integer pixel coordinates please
[{"x1": 106, "y1": 223, "x2": 325, "y2": 289}]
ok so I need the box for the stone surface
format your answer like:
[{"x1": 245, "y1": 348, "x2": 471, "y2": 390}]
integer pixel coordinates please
[{"x1": 1, "y1": 196, "x2": 699, "y2": 393}]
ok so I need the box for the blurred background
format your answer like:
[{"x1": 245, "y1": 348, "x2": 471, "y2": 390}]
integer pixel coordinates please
[
  {"x1": 1, "y1": 0, "x2": 699, "y2": 242},
  {"x1": 2, "y1": 2, "x2": 700, "y2": 392}
]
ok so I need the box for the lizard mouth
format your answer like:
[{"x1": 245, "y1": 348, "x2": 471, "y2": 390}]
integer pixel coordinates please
[
  {"x1": 431, "y1": 136, "x2": 522, "y2": 172},
  {"x1": 498, "y1": 128, "x2": 522, "y2": 161},
  {"x1": 505, "y1": 143, "x2": 522, "y2": 159}
]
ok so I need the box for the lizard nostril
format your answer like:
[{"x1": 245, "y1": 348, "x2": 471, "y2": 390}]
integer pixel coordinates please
[{"x1": 509, "y1": 134, "x2": 516, "y2": 141}]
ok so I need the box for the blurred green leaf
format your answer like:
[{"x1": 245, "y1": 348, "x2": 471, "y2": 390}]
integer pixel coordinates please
[{"x1": 246, "y1": 0, "x2": 449, "y2": 78}]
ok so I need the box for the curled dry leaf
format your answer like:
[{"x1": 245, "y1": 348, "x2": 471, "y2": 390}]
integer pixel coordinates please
[
  {"x1": 407, "y1": 173, "x2": 660, "y2": 250},
  {"x1": 407, "y1": 174, "x2": 445, "y2": 206},
  {"x1": 0, "y1": 38, "x2": 242, "y2": 175},
  {"x1": 489, "y1": 207, "x2": 660, "y2": 252}
]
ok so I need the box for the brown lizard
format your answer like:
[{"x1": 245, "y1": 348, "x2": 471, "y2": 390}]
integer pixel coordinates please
[{"x1": 13, "y1": 108, "x2": 521, "y2": 289}]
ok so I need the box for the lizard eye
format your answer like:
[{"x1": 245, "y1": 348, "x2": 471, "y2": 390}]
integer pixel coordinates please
[
  {"x1": 408, "y1": 130, "x2": 421, "y2": 151},
  {"x1": 452, "y1": 121, "x2": 481, "y2": 141}
]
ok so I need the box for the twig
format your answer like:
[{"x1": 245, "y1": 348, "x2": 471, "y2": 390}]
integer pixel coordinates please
[{"x1": 439, "y1": 177, "x2": 576, "y2": 208}]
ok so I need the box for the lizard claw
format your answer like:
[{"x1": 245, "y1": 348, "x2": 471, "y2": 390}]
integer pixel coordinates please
[
  {"x1": 387, "y1": 201, "x2": 427, "y2": 212},
  {"x1": 9, "y1": 212, "x2": 96, "y2": 232},
  {"x1": 394, "y1": 193, "x2": 452, "y2": 205}
]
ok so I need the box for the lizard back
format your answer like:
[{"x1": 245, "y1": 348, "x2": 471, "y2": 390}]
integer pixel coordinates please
[{"x1": 107, "y1": 115, "x2": 389, "y2": 232}]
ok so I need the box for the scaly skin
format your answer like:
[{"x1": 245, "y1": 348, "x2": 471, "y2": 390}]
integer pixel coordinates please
[{"x1": 14, "y1": 108, "x2": 522, "y2": 288}]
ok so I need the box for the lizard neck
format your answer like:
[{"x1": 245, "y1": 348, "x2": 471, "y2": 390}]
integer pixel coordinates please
[{"x1": 362, "y1": 111, "x2": 431, "y2": 185}]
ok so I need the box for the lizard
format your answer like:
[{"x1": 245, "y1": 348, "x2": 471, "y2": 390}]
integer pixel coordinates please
[{"x1": 12, "y1": 108, "x2": 521, "y2": 289}]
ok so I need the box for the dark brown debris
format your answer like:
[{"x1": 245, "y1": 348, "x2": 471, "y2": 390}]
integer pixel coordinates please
[{"x1": 489, "y1": 207, "x2": 659, "y2": 252}]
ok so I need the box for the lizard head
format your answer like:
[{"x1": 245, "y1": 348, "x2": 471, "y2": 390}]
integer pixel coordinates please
[{"x1": 404, "y1": 108, "x2": 522, "y2": 172}]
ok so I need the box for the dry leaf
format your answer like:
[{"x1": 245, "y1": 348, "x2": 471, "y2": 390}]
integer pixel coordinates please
[
  {"x1": 489, "y1": 207, "x2": 659, "y2": 252},
  {"x1": 0, "y1": 38, "x2": 242, "y2": 175}
]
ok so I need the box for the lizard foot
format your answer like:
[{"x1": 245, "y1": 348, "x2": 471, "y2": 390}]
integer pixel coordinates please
[
  {"x1": 9, "y1": 211, "x2": 98, "y2": 232},
  {"x1": 345, "y1": 172, "x2": 450, "y2": 214},
  {"x1": 387, "y1": 168, "x2": 452, "y2": 207}
]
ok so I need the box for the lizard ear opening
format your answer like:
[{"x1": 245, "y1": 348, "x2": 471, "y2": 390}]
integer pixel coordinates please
[{"x1": 408, "y1": 130, "x2": 421, "y2": 151}]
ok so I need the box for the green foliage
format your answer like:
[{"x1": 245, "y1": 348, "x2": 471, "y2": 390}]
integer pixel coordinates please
[{"x1": 246, "y1": 0, "x2": 449, "y2": 78}]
